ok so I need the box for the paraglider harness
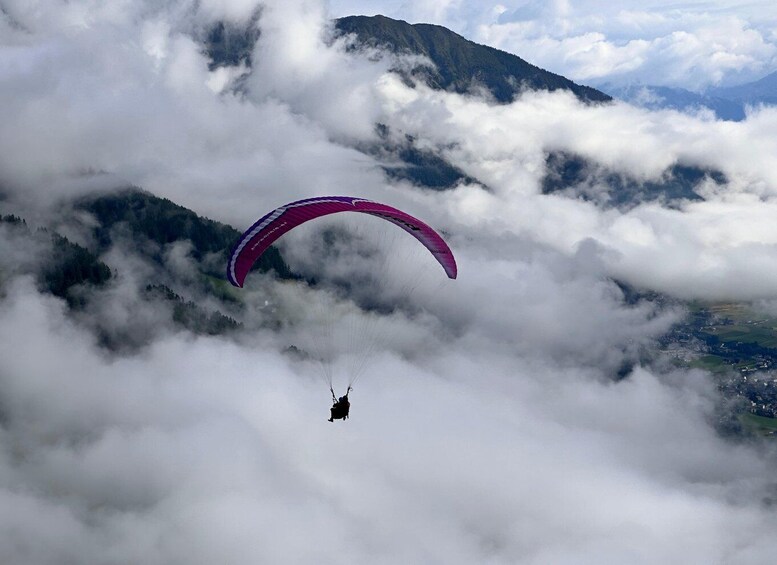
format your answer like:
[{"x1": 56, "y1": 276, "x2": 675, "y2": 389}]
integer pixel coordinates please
[{"x1": 328, "y1": 386, "x2": 352, "y2": 422}]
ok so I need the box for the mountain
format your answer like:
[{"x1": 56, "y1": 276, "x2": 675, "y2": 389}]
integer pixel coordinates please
[
  {"x1": 0, "y1": 214, "x2": 112, "y2": 307},
  {"x1": 332, "y1": 15, "x2": 615, "y2": 191},
  {"x1": 200, "y1": 14, "x2": 720, "y2": 202},
  {"x1": 205, "y1": 18, "x2": 261, "y2": 70},
  {"x1": 599, "y1": 84, "x2": 746, "y2": 121},
  {"x1": 600, "y1": 71, "x2": 777, "y2": 121},
  {"x1": 202, "y1": 14, "x2": 611, "y2": 105},
  {"x1": 0, "y1": 190, "x2": 295, "y2": 350},
  {"x1": 202, "y1": 14, "x2": 614, "y2": 191},
  {"x1": 709, "y1": 71, "x2": 777, "y2": 108},
  {"x1": 542, "y1": 152, "x2": 725, "y2": 209},
  {"x1": 335, "y1": 15, "x2": 611, "y2": 105},
  {"x1": 75, "y1": 188, "x2": 290, "y2": 277}
]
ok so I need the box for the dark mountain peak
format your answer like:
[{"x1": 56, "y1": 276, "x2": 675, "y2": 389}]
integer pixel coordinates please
[{"x1": 335, "y1": 14, "x2": 611, "y2": 104}]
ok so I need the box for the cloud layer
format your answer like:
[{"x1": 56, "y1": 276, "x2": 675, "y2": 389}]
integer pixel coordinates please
[{"x1": 3, "y1": 1, "x2": 777, "y2": 563}]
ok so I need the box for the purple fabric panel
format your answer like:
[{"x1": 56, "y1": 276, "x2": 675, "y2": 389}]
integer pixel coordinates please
[{"x1": 227, "y1": 196, "x2": 457, "y2": 287}]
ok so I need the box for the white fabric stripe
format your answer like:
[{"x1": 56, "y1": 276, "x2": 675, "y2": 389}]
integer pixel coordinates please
[{"x1": 229, "y1": 208, "x2": 285, "y2": 283}]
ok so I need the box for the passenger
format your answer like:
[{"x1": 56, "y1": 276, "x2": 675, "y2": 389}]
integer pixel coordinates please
[{"x1": 328, "y1": 390, "x2": 351, "y2": 422}]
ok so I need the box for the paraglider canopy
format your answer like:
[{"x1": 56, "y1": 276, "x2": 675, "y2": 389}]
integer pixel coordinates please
[{"x1": 226, "y1": 196, "x2": 457, "y2": 288}]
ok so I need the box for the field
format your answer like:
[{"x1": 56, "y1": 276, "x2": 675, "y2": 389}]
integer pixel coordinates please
[
  {"x1": 699, "y1": 303, "x2": 777, "y2": 347},
  {"x1": 707, "y1": 324, "x2": 777, "y2": 348},
  {"x1": 689, "y1": 355, "x2": 728, "y2": 372},
  {"x1": 670, "y1": 302, "x2": 777, "y2": 436},
  {"x1": 740, "y1": 412, "x2": 777, "y2": 436}
]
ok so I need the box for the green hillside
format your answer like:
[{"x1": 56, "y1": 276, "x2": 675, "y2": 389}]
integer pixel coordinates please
[{"x1": 76, "y1": 188, "x2": 292, "y2": 279}]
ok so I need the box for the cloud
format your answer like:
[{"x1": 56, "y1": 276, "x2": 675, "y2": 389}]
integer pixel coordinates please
[
  {"x1": 476, "y1": 12, "x2": 776, "y2": 90},
  {"x1": 4, "y1": 1, "x2": 777, "y2": 563},
  {"x1": 370, "y1": 79, "x2": 777, "y2": 299},
  {"x1": 1, "y1": 276, "x2": 777, "y2": 564},
  {"x1": 0, "y1": 0, "x2": 390, "y2": 227}
]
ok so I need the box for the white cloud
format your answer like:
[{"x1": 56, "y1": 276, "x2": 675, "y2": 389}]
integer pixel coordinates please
[
  {"x1": 4, "y1": 1, "x2": 777, "y2": 563},
  {"x1": 1, "y1": 277, "x2": 776, "y2": 563},
  {"x1": 477, "y1": 10, "x2": 777, "y2": 89},
  {"x1": 371, "y1": 80, "x2": 777, "y2": 299}
]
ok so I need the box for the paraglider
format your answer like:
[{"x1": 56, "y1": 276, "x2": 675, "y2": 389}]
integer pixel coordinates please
[
  {"x1": 226, "y1": 195, "x2": 457, "y2": 288},
  {"x1": 226, "y1": 195, "x2": 457, "y2": 421},
  {"x1": 328, "y1": 386, "x2": 351, "y2": 422}
]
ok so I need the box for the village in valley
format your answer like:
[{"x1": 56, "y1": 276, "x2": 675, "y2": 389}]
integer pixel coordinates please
[{"x1": 660, "y1": 302, "x2": 777, "y2": 435}]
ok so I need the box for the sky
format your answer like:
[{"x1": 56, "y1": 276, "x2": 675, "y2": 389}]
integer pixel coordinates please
[
  {"x1": 3, "y1": 0, "x2": 777, "y2": 563},
  {"x1": 330, "y1": 0, "x2": 777, "y2": 90}
]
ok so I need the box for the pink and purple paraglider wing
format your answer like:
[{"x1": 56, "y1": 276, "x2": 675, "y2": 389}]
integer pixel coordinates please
[{"x1": 226, "y1": 196, "x2": 457, "y2": 287}]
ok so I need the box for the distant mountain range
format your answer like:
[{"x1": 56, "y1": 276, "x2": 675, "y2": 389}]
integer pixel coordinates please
[
  {"x1": 599, "y1": 71, "x2": 777, "y2": 121},
  {"x1": 713, "y1": 71, "x2": 777, "y2": 106}
]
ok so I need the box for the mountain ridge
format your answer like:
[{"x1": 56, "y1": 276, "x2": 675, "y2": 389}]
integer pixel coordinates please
[{"x1": 335, "y1": 15, "x2": 611, "y2": 104}]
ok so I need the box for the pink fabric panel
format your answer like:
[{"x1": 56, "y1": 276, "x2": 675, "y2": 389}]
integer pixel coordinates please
[{"x1": 228, "y1": 196, "x2": 457, "y2": 287}]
